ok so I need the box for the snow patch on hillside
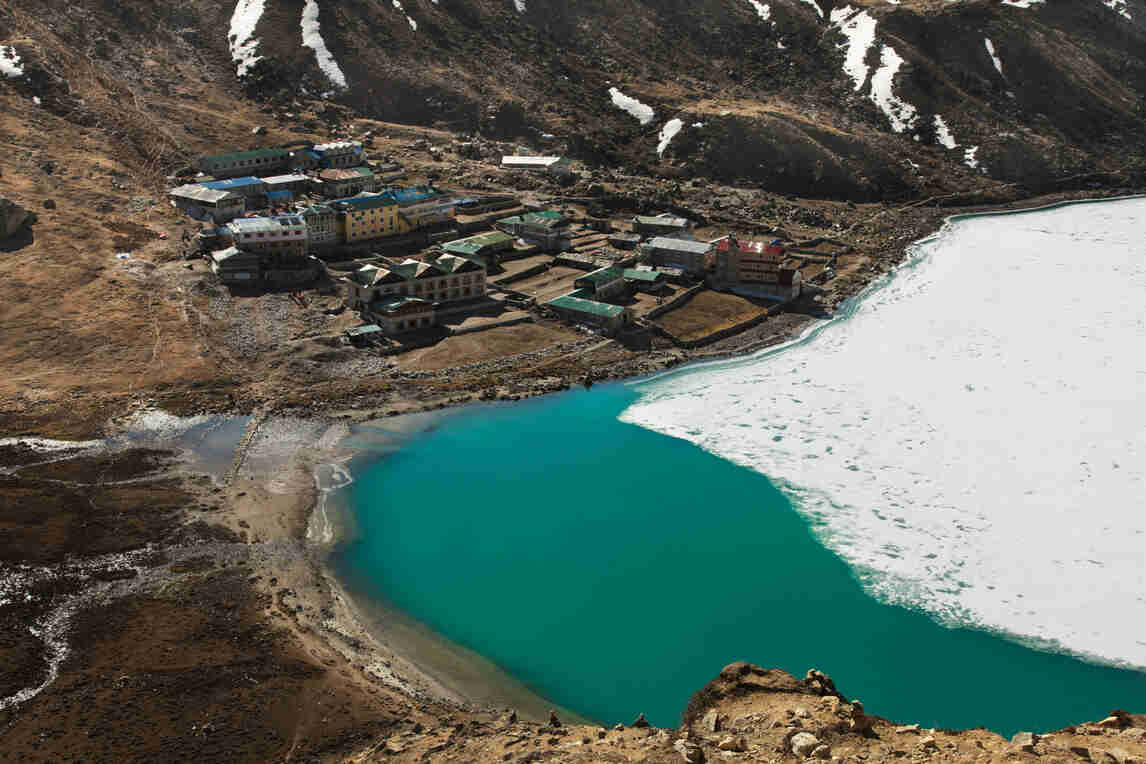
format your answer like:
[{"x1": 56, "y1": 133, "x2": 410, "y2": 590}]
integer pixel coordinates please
[
  {"x1": 657, "y1": 118, "x2": 684, "y2": 157},
  {"x1": 831, "y1": 6, "x2": 878, "y2": 91},
  {"x1": 393, "y1": 0, "x2": 417, "y2": 30},
  {"x1": 797, "y1": 0, "x2": 824, "y2": 18},
  {"x1": 964, "y1": 145, "x2": 983, "y2": 171},
  {"x1": 868, "y1": 45, "x2": 917, "y2": 133},
  {"x1": 228, "y1": 0, "x2": 266, "y2": 78},
  {"x1": 0, "y1": 45, "x2": 23, "y2": 78},
  {"x1": 1000, "y1": 0, "x2": 1044, "y2": 8},
  {"x1": 1102, "y1": 0, "x2": 1131, "y2": 20},
  {"x1": 747, "y1": 0, "x2": 771, "y2": 21},
  {"x1": 984, "y1": 38, "x2": 1003, "y2": 77},
  {"x1": 514, "y1": 0, "x2": 526, "y2": 13},
  {"x1": 933, "y1": 115, "x2": 957, "y2": 149},
  {"x1": 301, "y1": 0, "x2": 347, "y2": 88},
  {"x1": 609, "y1": 87, "x2": 655, "y2": 125}
]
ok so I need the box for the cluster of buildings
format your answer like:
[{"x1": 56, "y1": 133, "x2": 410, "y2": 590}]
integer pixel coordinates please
[{"x1": 171, "y1": 142, "x2": 464, "y2": 287}]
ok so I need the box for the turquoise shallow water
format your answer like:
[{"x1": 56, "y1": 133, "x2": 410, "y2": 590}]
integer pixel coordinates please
[{"x1": 334, "y1": 383, "x2": 1146, "y2": 735}]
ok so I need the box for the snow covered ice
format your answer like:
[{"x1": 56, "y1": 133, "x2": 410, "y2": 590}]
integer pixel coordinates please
[{"x1": 623, "y1": 198, "x2": 1146, "y2": 670}]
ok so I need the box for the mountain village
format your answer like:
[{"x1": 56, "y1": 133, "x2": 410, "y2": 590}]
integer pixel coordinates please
[{"x1": 171, "y1": 138, "x2": 842, "y2": 356}]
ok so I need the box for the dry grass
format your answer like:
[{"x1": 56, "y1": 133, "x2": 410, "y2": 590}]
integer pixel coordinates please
[{"x1": 657, "y1": 290, "x2": 768, "y2": 341}]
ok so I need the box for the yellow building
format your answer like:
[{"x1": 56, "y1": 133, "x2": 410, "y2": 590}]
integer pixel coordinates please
[{"x1": 334, "y1": 195, "x2": 401, "y2": 244}]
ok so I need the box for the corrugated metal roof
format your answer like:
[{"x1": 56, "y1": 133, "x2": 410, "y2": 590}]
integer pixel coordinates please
[
  {"x1": 314, "y1": 141, "x2": 362, "y2": 152},
  {"x1": 371, "y1": 295, "x2": 431, "y2": 312},
  {"x1": 645, "y1": 237, "x2": 712, "y2": 254},
  {"x1": 623, "y1": 268, "x2": 664, "y2": 282},
  {"x1": 546, "y1": 294, "x2": 626, "y2": 318},
  {"x1": 575, "y1": 266, "x2": 625, "y2": 286},
  {"x1": 334, "y1": 193, "x2": 397, "y2": 211},
  {"x1": 262, "y1": 174, "x2": 310, "y2": 185},
  {"x1": 501, "y1": 156, "x2": 566, "y2": 167},
  {"x1": 385, "y1": 185, "x2": 448, "y2": 204},
  {"x1": 634, "y1": 215, "x2": 688, "y2": 227},
  {"x1": 202, "y1": 177, "x2": 265, "y2": 190},
  {"x1": 320, "y1": 167, "x2": 375, "y2": 181},
  {"x1": 443, "y1": 231, "x2": 514, "y2": 255},
  {"x1": 228, "y1": 216, "x2": 305, "y2": 234},
  {"x1": 345, "y1": 324, "x2": 383, "y2": 337},
  {"x1": 169, "y1": 185, "x2": 236, "y2": 203}
]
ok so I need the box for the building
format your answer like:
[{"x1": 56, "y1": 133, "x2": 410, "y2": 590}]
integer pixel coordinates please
[
  {"x1": 289, "y1": 147, "x2": 321, "y2": 172},
  {"x1": 318, "y1": 167, "x2": 378, "y2": 198},
  {"x1": 301, "y1": 204, "x2": 339, "y2": 249},
  {"x1": 344, "y1": 258, "x2": 486, "y2": 310},
  {"x1": 200, "y1": 177, "x2": 268, "y2": 213},
  {"x1": 546, "y1": 294, "x2": 632, "y2": 336},
  {"x1": 197, "y1": 148, "x2": 290, "y2": 179},
  {"x1": 608, "y1": 232, "x2": 642, "y2": 250},
  {"x1": 385, "y1": 185, "x2": 457, "y2": 231},
  {"x1": 632, "y1": 214, "x2": 691, "y2": 237},
  {"x1": 573, "y1": 266, "x2": 628, "y2": 301},
  {"x1": 365, "y1": 296, "x2": 436, "y2": 334},
  {"x1": 713, "y1": 235, "x2": 801, "y2": 300},
  {"x1": 262, "y1": 173, "x2": 312, "y2": 197},
  {"x1": 226, "y1": 215, "x2": 308, "y2": 257},
  {"x1": 169, "y1": 185, "x2": 245, "y2": 222},
  {"x1": 623, "y1": 268, "x2": 668, "y2": 293},
  {"x1": 495, "y1": 210, "x2": 571, "y2": 252},
  {"x1": 441, "y1": 231, "x2": 514, "y2": 266},
  {"x1": 333, "y1": 194, "x2": 400, "y2": 244},
  {"x1": 640, "y1": 237, "x2": 715, "y2": 276},
  {"x1": 500, "y1": 155, "x2": 573, "y2": 176},
  {"x1": 210, "y1": 247, "x2": 262, "y2": 284},
  {"x1": 313, "y1": 141, "x2": 365, "y2": 169}
]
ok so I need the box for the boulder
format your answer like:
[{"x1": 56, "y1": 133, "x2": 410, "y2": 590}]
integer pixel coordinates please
[
  {"x1": 252, "y1": 125, "x2": 267, "y2": 135},
  {"x1": 673, "y1": 738, "x2": 705, "y2": 763},
  {"x1": 700, "y1": 710, "x2": 722, "y2": 733},
  {"x1": 1012, "y1": 731, "x2": 1039, "y2": 752},
  {"x1": 0, "y1": 196, "x2": 34, "y2": 239},
  {"x1": 717, "y1": 735, "x2": 745, "y2": 752},
  {"x1": 632, "y1": 712, "x2": 650, "y2": 728},
  {"x1": 548, "y1": 710, "x2": 560, "y2": 728},
  {"x1": 791, "y1": 732, "x2": 821, "y2": 757},
  {"x1": 811, "y1": 743, "x2": 832, "y2": 759},
  {"x1": 896, "y1": 725, "x2": 921, "y2": 734},
  {"x1": 919, "y1": 736, "x2": 938, "y2": 750}
]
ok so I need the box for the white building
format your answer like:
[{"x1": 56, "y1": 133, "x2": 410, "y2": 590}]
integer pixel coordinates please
[
  {"x1": 227, "y1": 215, "x2": 308, "y2": 256},
  {"x1": 500, "y1": 156, "x2": 573, "y2": 176}
]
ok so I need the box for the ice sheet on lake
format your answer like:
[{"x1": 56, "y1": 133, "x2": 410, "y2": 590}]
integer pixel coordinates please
[{"x1": 623, "y1": 197, "x2": 1146, "y2": 669}]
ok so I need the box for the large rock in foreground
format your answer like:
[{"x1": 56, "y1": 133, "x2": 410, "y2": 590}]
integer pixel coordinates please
[{"x1": 0, "y1": 196, "x2": 35, "y2": 240}]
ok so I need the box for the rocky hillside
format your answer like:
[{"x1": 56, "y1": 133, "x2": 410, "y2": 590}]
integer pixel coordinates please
[{"x1": 2, "y1": 0, "x2": 1145, "y2": 200}]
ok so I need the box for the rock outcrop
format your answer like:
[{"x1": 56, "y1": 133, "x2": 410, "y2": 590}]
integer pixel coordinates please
[{"x1": 0, "y1": 196, "x2": 35, "y2": 240}]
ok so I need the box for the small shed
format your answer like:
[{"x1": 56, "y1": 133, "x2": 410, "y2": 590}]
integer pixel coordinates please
[
  {"x1": 344, "y1": 324, "x2": 384, "y2": 346},
  {"x1": 623, "y1": 268, "x2": 667, "y2": 293}
]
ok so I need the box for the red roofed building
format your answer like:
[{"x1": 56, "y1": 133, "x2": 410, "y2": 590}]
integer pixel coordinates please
[{"x1": 713, "y1": 234, "x2": 801, "y2": 300}]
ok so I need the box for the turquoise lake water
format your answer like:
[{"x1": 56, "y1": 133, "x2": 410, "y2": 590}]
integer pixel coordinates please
[{"x1": 334, "y1": 382, "x2": 1146, "y2": 736}]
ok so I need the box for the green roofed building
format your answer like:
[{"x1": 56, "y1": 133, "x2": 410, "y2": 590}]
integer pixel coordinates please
[
  {"x1": 442, "y1": 231, "x2": 515, "y2": 266},
  {"x1": 198, "y1": 148, "x2": 291, "y2": 179},
  {"x1": 546, "y1": 293, "x2": 632, "y2": 336},
  {"x1": 623, "y1": 268, "x2": 668, "y2": 293},
  {"x1": 494, "y1": 209, "x2": 571, "y2": 252},
  {"x1": 573, "y1": 266, "x2": 628, "y2": 300}
]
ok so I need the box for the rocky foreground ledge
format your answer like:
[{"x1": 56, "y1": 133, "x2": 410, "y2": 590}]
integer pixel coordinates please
[{"x1": 348, "y1": 663, "x2": 1146, "y2": 763}]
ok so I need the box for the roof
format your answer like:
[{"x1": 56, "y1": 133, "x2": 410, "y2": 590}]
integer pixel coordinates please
[
  {"x1": 623, "y1": 268, "x2": 664, "y2": 282},
  {"x1": 320, "y1": 167, "x2": 376, "y2": 181},
  {"x1": 715, "y1": 236, "x2": 786, "y2": 256},
  {"x1": 500, "y1": 210, "x2": 567, "y2": 229},
  {"x1": 345, "y1": 324, "x2": 383, "y2": 337},
  {"x1": 432, "y1": 253, "x2": 484, "y2": 274},
  {"x1": 546, "y1": 294, "x2": 627, "y2": 319},
  {"x1": 645, "y1": 237, "x2": 712, "y2": 254},
  {"x1": 501, "y1": 155, "x2": 566, "y2": 167},
  {"x1": 385, "y1": 185, "x2": 449, "y2": 205},
  {"x1": 266, "y1": 190, "x2": 293, "y2": 200},
  {"x1": 314, "y1": 141, "x2": 363, "y2": 153},
  {"x1": 202, "y1": 177, "x2": 265, "y2": 191},
  {"x1": 575, "y1": 266, "x2": 625, "y2": 286},
  {"x1": 210, "y1": 246, "x2": 258, "y2": 264},
  {"x1": 334, "y1": 194, "x2": 398, "y2": 211},
  {"x1": 634, "y1": 215, "x2": 689, "y2": 227},
  {"x1": 201, "y1": 148, "x2": 290, "y2": 164},
  {"x1": 228, "y1": 216, "x2": 305, "y2": 235},
  {"x1": 301, "y1": 203, "x2": 334, "y2": 216},
  {"x1": 370, "y1": 295, "x2": 431, "y2": 313},
  {"x1": 169, "y1": 185, "x2": 237, "y2": 203},
  {"x1": 262, "y1": 173, "x2": 310, "y2": 185},
  {"x1": 443, "y1": 231, "x2": 514, "y2": 255}
]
